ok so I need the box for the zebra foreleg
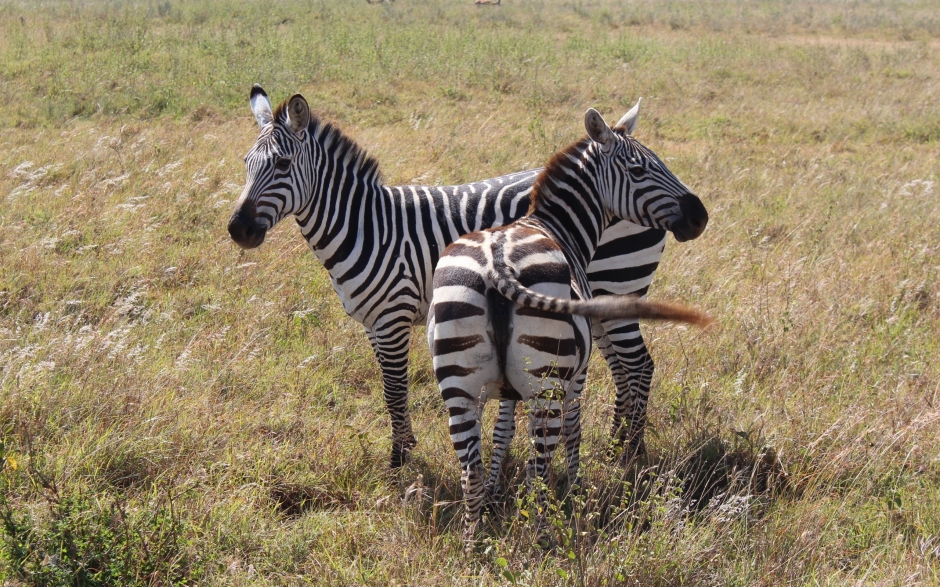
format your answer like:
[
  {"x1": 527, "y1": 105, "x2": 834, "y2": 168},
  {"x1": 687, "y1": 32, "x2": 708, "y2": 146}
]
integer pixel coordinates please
[
  {"x1": 593, "y1": 321, "x2": 633, "y2": 460},
  {"x1": 600, "y1": 320, "x2": 653, "y2": 461},
  {"x1": 368, "y1": 321, "x2": 417, "y2": 468}
]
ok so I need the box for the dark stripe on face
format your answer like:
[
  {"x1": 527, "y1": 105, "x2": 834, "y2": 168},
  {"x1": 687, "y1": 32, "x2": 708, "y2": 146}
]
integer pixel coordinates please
[{"x1": 433, "y1": 335, "x2": 485, "y2": 356}]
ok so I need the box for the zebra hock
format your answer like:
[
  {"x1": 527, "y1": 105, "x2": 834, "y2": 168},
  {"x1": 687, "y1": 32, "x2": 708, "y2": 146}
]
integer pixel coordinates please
[{"x1": 427, "y1": 106, "x2": 709, "y2": 540}]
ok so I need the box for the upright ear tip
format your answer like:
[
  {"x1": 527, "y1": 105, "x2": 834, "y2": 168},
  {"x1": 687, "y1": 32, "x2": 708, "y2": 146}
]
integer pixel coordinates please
[
  {"x1": 250, "y1": 84, "x2": 267, "y2": 98},
  {"x1": 584, "y1": 108, "x2": 612, "y2": 140}
]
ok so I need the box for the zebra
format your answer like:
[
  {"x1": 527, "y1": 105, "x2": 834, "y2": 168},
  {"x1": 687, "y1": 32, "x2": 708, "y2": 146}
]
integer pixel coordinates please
[
  {"x1": 227, "y1": 85, "x2": 693, "y2": 469},
  {"x1": 426, "y1": 107, "x2": 709, "y2": 538}
]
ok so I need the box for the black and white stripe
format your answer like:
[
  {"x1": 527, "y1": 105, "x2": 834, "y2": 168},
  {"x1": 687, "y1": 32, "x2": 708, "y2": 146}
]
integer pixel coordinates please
[
  {"x1": 426, "y1": 107, "x2": 709, "y2": 538},
  {"x1": 227, "y1": 86, "x2": 703, "y2": 470}
]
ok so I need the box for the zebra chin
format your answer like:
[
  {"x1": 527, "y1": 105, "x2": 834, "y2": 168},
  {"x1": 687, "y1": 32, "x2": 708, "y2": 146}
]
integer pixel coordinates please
[{"x1": 227, "y1": 211, "x2": 268, "y2": 249}]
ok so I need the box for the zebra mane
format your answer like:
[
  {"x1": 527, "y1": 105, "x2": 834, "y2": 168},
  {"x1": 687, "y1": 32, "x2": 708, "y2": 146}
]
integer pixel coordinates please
[
  {"x1": 526, "y1": 136, "x2": 591, "y2": 215},
  {"x1": 272, "y1": 99, "x2": 382, "y2": 182},
  {"x1": 526, "y1": 125, "x2": 634, "y2": 216}
]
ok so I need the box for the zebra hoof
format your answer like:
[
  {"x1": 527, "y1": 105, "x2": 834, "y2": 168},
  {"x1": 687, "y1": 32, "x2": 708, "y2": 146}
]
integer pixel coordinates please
[
  {"x1": 481, "y1": 484, "x2": 500, "y2": 514},
  {"x1": 630, "y1": 438, "x2": 648, "y2": 459},
  {"x1": 390, "y1": 436, "x2": 418, "y2": 469},
  {"x1": 606, "y1": 436, "x2": 646, "y2": 465},
  {"x1": 534, "y1": 526, "x2": 555, "y2": 550},
  {"x1": 462, "y1": 521, "x2": 482, "y2": 551}
]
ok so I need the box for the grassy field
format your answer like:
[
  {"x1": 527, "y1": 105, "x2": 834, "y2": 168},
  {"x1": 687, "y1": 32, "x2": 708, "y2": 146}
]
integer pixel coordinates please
[{"x1": 1, "y1": 0, "x2": 939, "y2": 584}]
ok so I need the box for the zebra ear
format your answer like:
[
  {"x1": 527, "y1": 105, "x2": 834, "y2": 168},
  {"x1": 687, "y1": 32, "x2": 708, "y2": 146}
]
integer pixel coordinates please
[
  {"x1": 250, "y1": 84, "x2": 273, "y2": 128},
  {"x1": 615, "y1": 98, "x2": 642, "y2": 135},
  {"x1": 584, "y1": 108, "x2": 614, "y2": 147},
  {"x1": 287, "y1": 94, "x2": 310, "y2": 137}
]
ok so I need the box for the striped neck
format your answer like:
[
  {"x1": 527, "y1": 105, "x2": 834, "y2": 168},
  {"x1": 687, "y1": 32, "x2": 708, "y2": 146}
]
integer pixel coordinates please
[
  {"x1": 528, "y1": 140, "x2": 608, "y2": 271},
  {"x1": 293, "y1": 119, "x2": 384, "y2": 259}
]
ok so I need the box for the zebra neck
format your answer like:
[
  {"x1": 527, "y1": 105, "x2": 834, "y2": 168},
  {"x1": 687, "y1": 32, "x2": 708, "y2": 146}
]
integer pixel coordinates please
[
  {"x1": 295, "y1": 161, "x2": 384, "y2": 269},
  {"x1": 528, "y1": 189, "x2": 606, "y2": 273},
  {"x1": 291, "y1": 119, "x2": 385, "y2": 257}
]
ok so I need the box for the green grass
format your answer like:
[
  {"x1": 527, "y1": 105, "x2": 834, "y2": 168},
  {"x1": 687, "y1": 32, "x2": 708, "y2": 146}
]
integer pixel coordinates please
[{"x1": 1, "y1": 0, "x2": 939, "y2": 584}]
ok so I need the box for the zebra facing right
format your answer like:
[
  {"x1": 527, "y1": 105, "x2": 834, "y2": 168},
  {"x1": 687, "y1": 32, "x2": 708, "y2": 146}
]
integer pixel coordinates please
[{"x1": 428, "y1": 107, "x2": 710, "y2": 538}]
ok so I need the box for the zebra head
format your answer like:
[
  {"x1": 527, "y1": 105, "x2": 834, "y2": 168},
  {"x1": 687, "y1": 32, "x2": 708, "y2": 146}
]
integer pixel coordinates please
[
  {"x1": 584, "y1": 101, "x2": 708, "y2": 242},
  {"x1": 228, "y1": 85, "x2": 313, "y2": 249}
]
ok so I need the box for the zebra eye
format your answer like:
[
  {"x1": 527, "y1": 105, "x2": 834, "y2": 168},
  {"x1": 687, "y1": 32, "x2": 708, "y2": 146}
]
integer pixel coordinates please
[{"x1": 274, "y1": 157, "x2": 291, "y2": 172}]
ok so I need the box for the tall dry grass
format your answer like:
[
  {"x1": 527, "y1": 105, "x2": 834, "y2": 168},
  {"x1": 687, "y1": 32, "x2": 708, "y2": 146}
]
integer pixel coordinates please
[{"x1": 1, "y1": 0, "x2": 938, "y2": 584}]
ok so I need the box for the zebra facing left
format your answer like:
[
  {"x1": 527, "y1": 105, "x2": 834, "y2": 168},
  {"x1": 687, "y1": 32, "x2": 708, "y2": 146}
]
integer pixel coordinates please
[{"x1": 228, "y1": 87, "x2": 537, "y2": 468}]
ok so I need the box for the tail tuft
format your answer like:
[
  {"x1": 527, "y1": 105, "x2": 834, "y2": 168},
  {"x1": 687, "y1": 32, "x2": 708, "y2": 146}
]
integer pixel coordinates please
[{"x1": 571, "y1": 295, "x2": 713, "y2": 327}]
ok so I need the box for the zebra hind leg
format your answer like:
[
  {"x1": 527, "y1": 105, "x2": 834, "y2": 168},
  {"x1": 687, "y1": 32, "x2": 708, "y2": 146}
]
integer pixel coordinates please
[
  {"x1": 445, "y1": 397, "x2": 487, "y2": 544},
  {"x1": 485, "y1": 398, "x2": 518, "y2": 497},
  {"x1": 526, "y1": 396, "x2": 564, "y2": 548},
  {"x1": 562, "y1": 376, "x2": 585, "y2": 491},
  {"x1": 592, "y1": 322, "x2": 635, "y2": 462}
]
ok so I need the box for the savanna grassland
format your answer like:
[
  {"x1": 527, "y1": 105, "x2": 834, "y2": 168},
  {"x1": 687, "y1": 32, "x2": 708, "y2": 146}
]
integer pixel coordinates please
[{"x1": 1, "y1": 0, "x2": 939, "y2": 584}]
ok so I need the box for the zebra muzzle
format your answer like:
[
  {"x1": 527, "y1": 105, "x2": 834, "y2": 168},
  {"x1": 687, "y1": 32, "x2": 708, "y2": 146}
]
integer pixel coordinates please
[
  {"x1": 671, "y1": 193, "x2": 709, "y2": 242},
  {"x1": 228, "y1": 205, "x2": 268, "y2": 249}
]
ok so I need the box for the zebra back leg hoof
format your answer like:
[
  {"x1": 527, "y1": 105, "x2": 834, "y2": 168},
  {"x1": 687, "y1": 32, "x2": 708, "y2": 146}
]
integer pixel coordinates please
[
  {"x1": 630, "y1": 437, "x2": 648, "y2": 460},
  {"x1": 606, "y1": 437, "x2": 645, "y2": 465},
  {"x1": 535, "y1": 526, "x2": 555, "y2": 551},
  {"x1": 481, "y1": 484, "x2": 502, "y2": 516},
  {"x1": 462, "y1": 521, "x2": 482, "y2": 550},
  {"x1": 390, "y1": 435, "x2": 418, "y2": 469}
]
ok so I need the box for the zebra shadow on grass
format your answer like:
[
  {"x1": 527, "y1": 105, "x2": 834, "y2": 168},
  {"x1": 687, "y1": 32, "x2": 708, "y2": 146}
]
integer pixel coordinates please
[{"x1": 403, "y1": 424, "x2": 790, "y2": 544}]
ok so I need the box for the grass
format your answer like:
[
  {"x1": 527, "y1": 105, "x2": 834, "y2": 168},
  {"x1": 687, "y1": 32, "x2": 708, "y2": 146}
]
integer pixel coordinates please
[{"x1": 1, "y1": 0, "x2": 939, "y2": 584}]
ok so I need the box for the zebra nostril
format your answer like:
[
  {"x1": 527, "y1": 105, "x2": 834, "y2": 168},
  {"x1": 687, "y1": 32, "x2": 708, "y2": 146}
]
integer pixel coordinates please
[{"x1": 228, "y1": 215, "x2": 264, "y2": 248}]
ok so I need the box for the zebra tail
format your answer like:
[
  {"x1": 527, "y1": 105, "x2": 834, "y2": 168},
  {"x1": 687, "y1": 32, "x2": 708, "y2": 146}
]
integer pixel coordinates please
[{"x1": 489, "y1": 268, "x2": 713, "y2": 327}]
